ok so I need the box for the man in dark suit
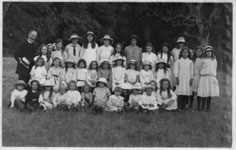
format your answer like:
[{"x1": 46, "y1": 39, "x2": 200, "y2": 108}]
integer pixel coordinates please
[{"x1": 14, "y1": 30, "x2": 39, "y2": 83}]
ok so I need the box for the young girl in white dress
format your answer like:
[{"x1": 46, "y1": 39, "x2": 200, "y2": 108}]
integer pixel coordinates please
[
  {"x1": 51, "y1": 39, "x2": 66, "y2": 67},
  {"x1": 140, "y1": 61, "x2": 154, "y2": 87},
  {"x1": 97, "y1": 35, "x2": 114, "y2": 62},
  {"x1": 106, "y1": 86, "x2": 124, "y2": 112},
  {"x1": 128, "y1": 84, "x2": 142, "y2": 111},
  {"x1": 47, "y1": 57, "x2": 63, "y2": 91},
  {"x1": 197, "y1": 46, "x2": 219, "y2": 112},
  {"x1": 190, "y1": 46, "x2": 203, "y2": 110},
  {"x1": 110, "y1": 43, "x2": 126, "y2": 66},
  {"x1": 61, "y1": 59, "x2": 76, "y2": 85},
  {"x1": 87, "y1": 61, "x2": 99, "y2": 88},
  {"x1": 30, "y1": 57, "x2": 47, "y2": 86},
  {"x1": 76, "y1": 59, "x2": 88, "y2": 92},
  {"x1": 53, "y1": 84, "x2": 69, "y2": 111},
  {"x1": 156, "y1": 78, "x2": 177, "y2": 111},
  {"x1": 80, "y1": 31, "x2": 99, "y2": 68},
  {"x1": 66, "y1": 80, "x2": 82, "y2": 111},
  {"x1": 39, "y1": 80, "x2": 55, "y2": 110},
  {"x1": 142, "y1": 43, "x2": 157, "y2": 72},
  {"x1": 98, "y1": 59, "x2": 112, "y2": 89},
  {"x1": 174, "y1": 47, "x2": 193, "y2": 110},
  {"x1": 112, "y1": 55, "x2": 126, "y2": 91},
  {"x1": 125, "y1": 59, "x2": 140, "y2": 89},
  {"x1": 34, "y1": 44, "x2": 52, "y2": 70},
  {"x1": 155, "y1": 59, "x2": 172, "y2": 89}
]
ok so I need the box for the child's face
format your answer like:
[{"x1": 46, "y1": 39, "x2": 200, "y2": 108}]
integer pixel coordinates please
[
  {"x1": 144, "y1": 65, "x2": 150, "y2": 71},
  {"x1": 59, "y1": 89, "x2": 66, "y2": 94},
  {"x1": 45, "y1": 86, "x2": 51, "y2": 91},
  {"x1": 41, "y1": 46, "x2": 47, "y2": 55},
  {"x1": 69, "y1": 83, "x2": 77, "y2": 90},
  {"x1": 103, "y1": 63, "x2": 109, "y2": 69},
  {"x1": 78, "y1": 62, "x2": 85, "y2": 68},
  {"x1": 114, "y1": 90, "x2": 121, "y2": 96},
  {"x1": 83, "y1": 86, "x2": 90, "y2": 93},
  {"x1": 56, "y1": 42, "x2": 62, "y2": 50},
  {"x1": 150, "y1": 82, "x2": 157, "y2": 89},
  {"x1": 48, "y1": 46, "x2": 53, "y2": 53},
  {"x1": 91, "y1": 62, "x2": 97, "y2": 69},
  {"x1": 98, "y1": 82, "x2": 105, "y2": 88},
  {"x1": 146, "y1": 46, "x2": 152, "y2": 53},
  {"x1": 178, "y1": 43, "x2": 184, "y2": 48},
  {"x1": 122, "y1": 89, "x2": 128, "y2": 95},
  {"x1": 54, "y1": 59, "x2": 61, "y2": 67},
  {"x1": 16, "y1": 85, "x2": 24, "y2": 91},
  {"x1": 67, "y1": 63, "x2": 73, "y2": 68},
  {"x1": 87, "y1": 35, "x2": 93, "y2": 42},
  {"x1": 36, "y1": 59, "x2": 44, "y2": 66},
  {"x1": 196, "y1": 49, "x2": 203, "y2": 57},
  {"x1": 31, "y1": 82, "x2": 39, "y2": 91},
  {"x1": 131, "y1": 39, "x2": 137, "y2": 45},
  {"x1": 146, "y1": 89, "x2": 153, "y2": 96},
  {"x1": 158, "y1": 63, "x2": 164, "y2": 69},
  {"x1": 162, "y1": 81, "x2": 169, "y2": 90},
  {"x1": 130, "y1": 64, "x2": 135, "y2": 70},
  {"x1": 116, "y1": 60, "x2": 122, "y2": 66},
  {"x1": 104, "y1": 40, "x2": 110, "y2": 46},
  {"x1": 115, "y1": 45, "x2": 121, "y2": 53},
  {"x1": 163, "y1": 46, "x2": 169, "y2": 53},
  {"x1": 133, "y1": 89, "x2": 139, "y2": 95},
  {"x1": 182, "y1": 50, "x2": 189, "y2": 58},
  {"x1": 206, "y1": 51, "x2": 212, "y2": 57},
  {"x1": 72, "y1": 39, "x2": 78, "y2": 45}
]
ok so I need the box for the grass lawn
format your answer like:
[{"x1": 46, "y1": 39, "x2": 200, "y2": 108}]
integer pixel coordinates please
[{"x1": 2, "y1": 57, "x2": 232, "y2": 147}]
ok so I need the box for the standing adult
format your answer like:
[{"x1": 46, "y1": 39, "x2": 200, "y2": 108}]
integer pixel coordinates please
[
  {"x1": 65, "y1": 33, "x2": 81, "y2": 64},
  {"x1": 14, "y1": 30, "x2": 39, "y2": 83},
  {"x1": 124, "y1": 34, "x2": 142, "y2": 69},
  {"x1": 80, "y1": 31, "x2": 99, "y2": 67}
]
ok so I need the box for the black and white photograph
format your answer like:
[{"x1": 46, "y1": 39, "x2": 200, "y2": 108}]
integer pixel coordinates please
[{"x1": 2, "y1": 0, "x2": 233, "y2": 147}]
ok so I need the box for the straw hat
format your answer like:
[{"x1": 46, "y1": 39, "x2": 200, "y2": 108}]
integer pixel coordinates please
[
  {"x1": 156, "y1": 59, "x2": 166, "y2": 65},
  {"x1": 113, "y1": 55, "x2": 125, "y2": 62},
  {"x1": 86, "y1": 31, "x2": 96, "y2": 37},
  {"x1": 176, "y1": 37, "x2": 186, "y2": 43},
  {"x1": 121, "y1": 83, "x2": 130, "y2": 90},
  {"x1": 15, "y1": 80, "x2": 27, "y2": 87},
  {"x1": 65, "y1": 59, "x2": 75, "y2": 64},
  {"x1": 69, "y1": 33, "x2": 81, "y2": 40},
  {"x1": 101, "y1": 34, "x2": 113, "y2": 43},
  {"x1": 204, "y1": 46, "x2": 213, "y2": 51},
  {"x1": 97, "y1": 78, "x2": 108, "y2": 85},
  {"x1": 99, "y1": 59, "x2": 110, "y2": 66},
  {"x1": 142, "y1": 61, "x2": 152, "y2": 66},
  {"x1": 143, "y1": 85, "x2": 154, "y2": 91},
  {"x1": 132, "y1": 83, "x2": 142, "y2": 90},
  {"x1": 43, "y1": 80, "x2": 55, "y2": 87}
]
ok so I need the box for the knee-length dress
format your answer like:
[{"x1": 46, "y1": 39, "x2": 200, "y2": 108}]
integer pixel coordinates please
[
  {"x1": 76, "y1": 68, "x2": 88, "y2": 87},
  {"x1": 125, "y1": 69, "x2": 140, "y2": 89},
  {"x1": 140, "y1": 69, "x2": 154, "y2": 87},
  {"x1": 197, "y1": 58, "x2": 219, "y2": 97},
  {"x1": 61, "y1": 68, "x2": 77, "y2": 84},
  {"x1": 174, "y1": 58, "x2": 193, "y2": 96},
  {"x1": 47, "y1": 66, "x2": 63, "y2": 91},
  {"x1": 80, "y1": 43, "x2": 98, "y2": 67},
  {"x1": 112, "y1": 66, "x2": 126, "y2": 91}
]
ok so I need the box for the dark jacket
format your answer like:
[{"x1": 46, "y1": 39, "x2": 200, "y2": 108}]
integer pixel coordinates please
[
  {"x1": 25, "y1": 90, "x2": 41, "y2": 106},
  {"x1": 14, "y1": 40, "x2": 38, "y2": 75}
]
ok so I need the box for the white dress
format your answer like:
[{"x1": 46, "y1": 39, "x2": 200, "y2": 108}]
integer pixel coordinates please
[
  {"x1": 39, "y1": 91, "x2": 55, "y2": 110},
  {"x1": 142, "y1": 52, "x2": 157, "y2": 71},
  {"x1": 197, "y1": 58, "x2": 219, "y2": 97},
  {"x1": 47, "y1": 66, "x2": 63, "y2": 91},
  {"x1": 110, "y1": 54, "x2": 126, "y2": 67},
  {"x1": 51, "y1": 50, "x2": 66, "y2": 67},
  {"x1": 128, "y1": 94, "x2": 142, "y2": 108},
  {"x1": 97, "y1": 45, "x2": 114, "y2": 62},
  {"x1": 192, "y1": 58, "x2": 202, "y2": 93},
  {"x1": 174, "y1": 58, "x2": 193, "y2": 95},
  {"x1": 66, "y1": 90, "x2": 82, "y2": 106},
  {"x1": 52, "y1": 93, "x2": 69, "y2": 107},
  {"x1": 125, "y1": 69, "x2": 140, "y2": 89},
  {"x1": 171, "y1": 48, "x2": 181, "y2": 87},
  {"x1": 106, "y1": 95, "x2": 124, "y2": 111},
  {"x1": 61, "y1": 68, "x2": 77, "y2": 84},
  {"x1": 34, "y1": 55, "x2": 52, "y2": 70},
  {"x1": 65, "y1": 43, "x2": 81, "y2": 64},
  {"x1": 156, "y1": 90, "x2": 177, "y2": 110},
  {"x1": 140, "y1": 69, "x2": 154, "y2": 87},
  {"x1": 30, "y1": 66, "x2": 47, "y2": 85},
  {"x1": 112, "y1": 66, "x2": 126, "y2": 90},
  {"x1": 87, "y1": 70, "x2": 98, "y2": 87},
  {"x1": 10, "y1": 89, "x2": 28, "y2": 108},
  {"x1": 76, "y1": 68, "x2": 88, "y2": 87},
  {"x1": 155, "y1": 68, "x2": 172, "y2": 89},
  {"x1": 138, "y1": 94, "x2": 159, "y2": 110},
  {"x1": 80, "y1": 43, "x2": 98, "y2": 67}
]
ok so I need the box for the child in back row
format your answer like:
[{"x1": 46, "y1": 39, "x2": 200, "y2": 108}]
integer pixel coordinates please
[
  {"x1": 34, "y1": 44, "x2": 52, "y2": 70},
  {"x1": 97, "y1": 35, "x2": 114, "y2": 62},
  {"x1": 110, "y1": 43, "x2": 126, "y2": 67},
  {"x1": 142, "y1": 43, "x2": 157, "y2": 72}
]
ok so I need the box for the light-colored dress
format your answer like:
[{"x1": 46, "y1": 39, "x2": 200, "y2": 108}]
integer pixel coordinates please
[
  {"x1": 197, "y1": 58, "x2": 219, "y2": 97},
  {"x1": 39, "y1": 91, "x2": 55, "y2": 110},
  {"x1": 93, "y1": 87, "x2": 111, "y2": 107},
  {"x1": 140, "y1": 69, "x2": 154, "y2": 87},
  {"x1": 97, "y1": 45, "x2": 114, "y2": 62},
  {"x1": 106, "y1": 95, "x2": 124, "y2": 111},
  {"x1": 124, "y1": 45, "x2": 142, "y2": 68},
  {"x1": 61, "y1": 68, "x2": 77, "y2": 84},
  {"x1": 155, "y1": 68, "x2": 172, "y2": 89},
  {"x1": 52, "y1": 92, "x2": 69, "y2": 107},
  {"x1": 171, "y1": 48, "x2": 181, "y2": 87},
  {"x1": 128, "y1": 94, "x2": 142, "y2": 108},
  {"x1": 110, "y1": 54, "x2": 126, "y2": 67},
  {"x1": 156, "y1": 89, "x2": 177, "y2": 110},
  {"x1": 51, "y1": 50, "x2": 66, "y2": 67},
  {"x1": 34, "y1": 55, "x2": 52, "y2": 70},
  {"x1": 87, "y1": 69, "x2": 98, "y2": 87},
  {"x1": 112, "y1": 66, "x2": 126, "y2": 90},
  {"x1": 47, "y1": 66, "x2": 63, "y2": 91},
  {"x1": 76, "y1": 68, "x2": 88, "y2": 87},
  {"x1": 192, "y1": 58, "x2": 202, "y2": 93},
  {"x1": 142, "y1": 52, "x2": 157, "y2": 71},
  {"x1": 65, "y1": 43, "x2": 81, "y2": 64},
  {"x1": 66, "y1": 90, "x2": 82, "y2": 106},
  {"x1": 157, "y1": 53, "x2": 174, "y2": 66},
  {"x1": 30, "y1": 66, "x2": 47, "y2": 85},
  {"x1": 80, "y1": 43, "x2": 98, "y2": 68},
  {"x1": 125, "y1": 69, "x2": 140, "y2": 89},
  {"x1": 10, "y1": 89, "x2": 28, "y2": 108},
  {"x1": 174, "y1": 58, "x2": 193, "y2": 95},
  {"x1": 138, "y1": 94, "x2": 159, "y2": 110},
  {"x1": 98, "y1": 69, "x2": 112, "y2": 88}
]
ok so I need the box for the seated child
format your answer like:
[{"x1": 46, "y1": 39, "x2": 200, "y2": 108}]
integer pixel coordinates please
[
  {"x1": 81, "y1": 84, "x2": 93, "y2": 108},
  {"x1": 66, "y1": 80, "x2": 82, "y2": 111},
  {"x1": 92, "y1": 78, "x2": 111, "y2": 113},
  {"x1": 106, "y1": 86, "x2": 124, "y2": 112},
  {"x1": 9, "y1": 80, "x2": 28, "y2": 111},
  {"x1": 156, "y1": 78, "x2": 177, "y2": 111},
  {"x1": 138, "y1": 85, "x2": 159, "y2": 112},
  {"x1": 25, "y1": 80, "x2": 41, "y2": 112},
  {"x1": 39, "y1": 80, "x2": 55, "y2": 110},
  {"x1": 52, "y1": 83, "x2": 69, "y2": 111},
  {"x1": 128, "y1": 84, "x2": 142, "y2": 111}
]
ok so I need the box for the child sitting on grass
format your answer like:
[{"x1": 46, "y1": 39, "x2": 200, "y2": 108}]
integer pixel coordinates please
[
  {"x1": 106, "y1": 86, "x2": 124, "y2": 112},
  {"x1": 25, "y1": 80, "x2": 41, "y2": 112},
  {"x1": 81, "y1": 84, "x2": 93, "y2": 109},
  {"x1": 9, "y1": 80, "x2": 28, "y2": 111},
  {"x1": 39, "y1": 80, "x2": 55, "y2": 110},
  {"x1": 92, "y1": 78, "x2": 111, "y2": 114},
  {"x1": 53, "y1": 83, "x2": 69, "y2": 111},
  {"x1": 128, "y1": 84, "x2": 142, "y2": 112},
  {"x1": 66, "y1": 80, "x2": 82, "y2": 111}
]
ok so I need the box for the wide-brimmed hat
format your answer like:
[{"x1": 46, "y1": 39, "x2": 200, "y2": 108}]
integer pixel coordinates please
[
  {"x1": 143, "y1": 85, "x2": 154, "y2": 91},
  {"x1": 15, "y1": 80, "x2": 27, "y2": 87},
  {"x1": 65, "y1": 59, "x2": 75, "y2": 64},
  {"x1": 142, "y1": 61, "x2": 152, "y2": 66},
  {"x1": 121, "y1": 83, "x2": 130, "y2": 90},
  {"x1": 128, "y1": 59, "x2": 136, "y2": 65},
  {"x1": 113, "y1": 55, "x2": 125, "y2": 62},
  {"x1": 101, "y1": 34, "x2": 113, "y2": 43},
  {"x1": 99, "y1": 59, "x2": 110, "y2": 66},
  {"x1": 132, "y1": 83, "x2": 142, "y2": 90},
  {"x1": 43, "y1": 80, "x2": 55, "y2": 87},
  {"x1": 69, "y1": 33, "x2": 81, "y2": 40},
  {"x1": 176, "y1": 37, "x2": 186, "y2": 43},
  {"x1": 130, "y1": 34, "x2": 138, "y2": 40},
  {"x1": 86, "y1": 31, "x2": 96, "y2": 37},
  {"x1": 204, "y1": 46, "x2": 213, "y2": 51},
  {"x1": 156, "y1": 59, "x2": 166, "y2": 65},
  {"x1": 97, "y1": 78, "x2": 108, "y2": 85}
]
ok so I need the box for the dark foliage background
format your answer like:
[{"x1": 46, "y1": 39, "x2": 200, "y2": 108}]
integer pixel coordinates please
[{"x1": 3, "y1": 2, "x2": 232, "y2": 73}]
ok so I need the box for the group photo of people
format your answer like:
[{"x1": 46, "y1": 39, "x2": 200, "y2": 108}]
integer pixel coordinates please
[{"x1": 11, "y1": 29, "x2": 219, "y2": 114}]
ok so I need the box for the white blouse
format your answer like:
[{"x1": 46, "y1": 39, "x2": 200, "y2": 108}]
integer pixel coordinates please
[
  {"x1": 30, "y1": 66, "x2": 47, "y2": 85},
  {"x1": 11, "y1": 89, "x2": 28, "y2": 103},
  {"x1": 140, "y1": 70, "x2": 154, "y2": 84},
  {"x1": 66, "y1": 90, "x2": 82, "y2": 106},
  {"x1": 97, "y1": 45, "x2": 114, "y2": 61},
  {"x1": 125, "y1": 69, "x2": 139, "y2": 83},
  {"x1": 112, "y1": 66, "x2": 126, "y2": 83}
]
